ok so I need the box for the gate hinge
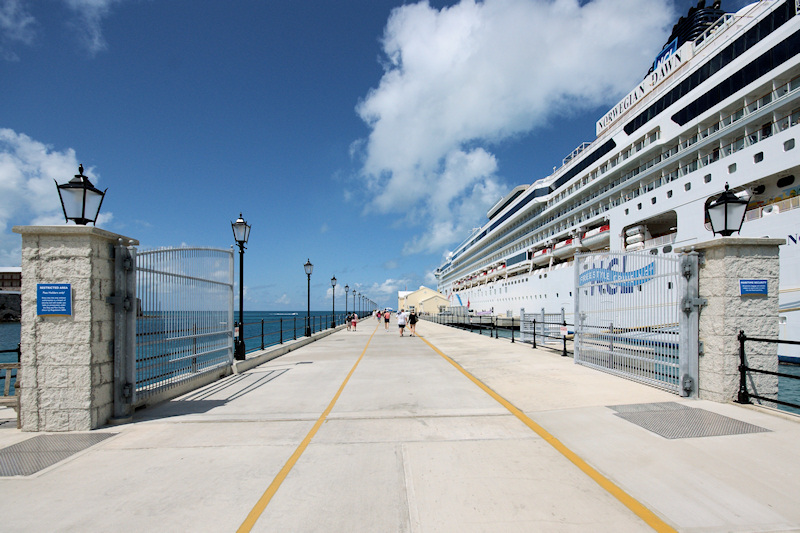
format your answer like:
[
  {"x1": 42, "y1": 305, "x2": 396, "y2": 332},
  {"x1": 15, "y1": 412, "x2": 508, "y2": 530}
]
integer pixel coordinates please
[
  {"x1": 106, "y1": 295, "x2": 132, "y2": 311},
  {"x1": 681, "y1": 296, "x2": 707, "y2": 313}
]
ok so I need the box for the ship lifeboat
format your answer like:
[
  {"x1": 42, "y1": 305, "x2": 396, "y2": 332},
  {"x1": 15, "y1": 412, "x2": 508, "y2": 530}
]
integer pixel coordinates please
[
  {"x1": 531, "y1": 247, "x2": 551, "y2": 266},
  {"x1": 552, "y1": 238, "x2": 582, "y2": 259},
  {"x1": 488, "y1": 264, "x2": 506, "y2": 280},
  {"x1": 581, "y1": 224, "x2": 610, "y2": 250}
]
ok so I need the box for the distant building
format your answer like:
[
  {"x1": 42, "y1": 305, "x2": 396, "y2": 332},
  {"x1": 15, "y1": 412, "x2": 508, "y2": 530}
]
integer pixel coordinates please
[
  {"x1": 0, "y1": 267, "x2": 21, "y2": 321},
  {"x1": 397, "y1": 286, "x2": 449, "y2": 315},
  {"x1": 0, "y1": 267, "x2": 21, "y2": 292}
]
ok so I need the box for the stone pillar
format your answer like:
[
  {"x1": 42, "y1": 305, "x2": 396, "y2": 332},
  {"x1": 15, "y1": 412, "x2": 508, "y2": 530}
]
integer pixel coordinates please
[
  {"x1": 689, "y1": 237, "x2": 783, "y2": 404},
  {"x1": 12, "y1": 226, "x2": 138, "y2": 431}
]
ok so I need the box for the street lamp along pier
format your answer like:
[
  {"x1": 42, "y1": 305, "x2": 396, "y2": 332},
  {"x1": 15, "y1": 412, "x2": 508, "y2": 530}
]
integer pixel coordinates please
[{"x1": 232, "y1": 213, "x2": 251, "y2": 360}]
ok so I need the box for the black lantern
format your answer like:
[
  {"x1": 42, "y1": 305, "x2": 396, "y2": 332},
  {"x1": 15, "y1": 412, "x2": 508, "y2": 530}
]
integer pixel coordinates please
[
  {"x1": 231, "y1": 213, "x2": 251, "y2": 360},
  {"x1": 330, "y1": 276, "x2": 337, "y2": 328},
  {"x1": 55, "y1": 164, "x2": 107, "y2": 225},
  {"x1": 706, "y1": 183, "x2": 749, "y2": 237},
  {"x1": 304, "y1": 259, "x2": 313, "y2": 337}
]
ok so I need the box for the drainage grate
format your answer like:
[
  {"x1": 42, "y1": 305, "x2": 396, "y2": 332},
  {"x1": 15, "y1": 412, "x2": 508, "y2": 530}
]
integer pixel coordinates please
[
  {"x1": 608, "y1": 402, "x2": 769, "y2": 439},
  {"x1": 0, "y1": 433, "x2": 116, "y2": 476}
]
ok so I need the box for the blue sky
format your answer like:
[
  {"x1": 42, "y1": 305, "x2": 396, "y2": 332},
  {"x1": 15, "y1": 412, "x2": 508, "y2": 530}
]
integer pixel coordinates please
[{"x1": 0, "y1": 0, "x2": 752, "y2": 311}]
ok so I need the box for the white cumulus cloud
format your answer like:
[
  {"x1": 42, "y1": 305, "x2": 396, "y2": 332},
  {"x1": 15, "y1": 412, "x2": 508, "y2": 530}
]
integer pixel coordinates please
[
  {"x1": 0, "y1": 0, "x2": 36, "y2": 60},
  {"x1": 0, "y1": 128, "x2": 111, "y2": 265},
  {"x1": 63, "y1": 0, "x2": 123, "y2": 55},
  {"x1": 355, "y1": 0, "x2": 676, "y2": 256}
]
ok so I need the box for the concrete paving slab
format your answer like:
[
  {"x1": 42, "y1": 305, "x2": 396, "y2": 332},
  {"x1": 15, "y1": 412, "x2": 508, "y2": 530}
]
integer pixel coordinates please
[{"x1": 0, "y1": 319, "x2": 798, "y2": 532}]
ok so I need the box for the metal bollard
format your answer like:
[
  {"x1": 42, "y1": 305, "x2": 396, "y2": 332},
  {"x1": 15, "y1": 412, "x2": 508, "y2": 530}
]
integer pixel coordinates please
[
  {"x1": 562, "y1": 320, "x2": 567, "y2": 356},
  {"x1": 532, "y1": 319, "x2": 536, "y2": 349}
]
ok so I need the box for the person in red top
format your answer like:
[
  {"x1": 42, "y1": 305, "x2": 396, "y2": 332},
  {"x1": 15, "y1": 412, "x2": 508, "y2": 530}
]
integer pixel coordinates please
[
  {"x1": 383, "y1": 310, "x2": 390, "y2": 331},
  {"x1": 351, "y1": 313, "x2": 358, "y2": 331}
]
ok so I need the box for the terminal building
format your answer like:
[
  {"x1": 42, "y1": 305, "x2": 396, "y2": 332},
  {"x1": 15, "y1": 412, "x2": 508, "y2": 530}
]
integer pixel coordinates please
[{"x1": 397, "y1": 286, "x2": 450, "y2": 315}]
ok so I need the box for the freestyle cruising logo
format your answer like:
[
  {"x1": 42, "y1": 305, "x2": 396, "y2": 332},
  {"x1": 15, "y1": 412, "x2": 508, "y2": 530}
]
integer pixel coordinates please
[{"x1": 579, "y1": 256, "x2": 655, "y2": 294}]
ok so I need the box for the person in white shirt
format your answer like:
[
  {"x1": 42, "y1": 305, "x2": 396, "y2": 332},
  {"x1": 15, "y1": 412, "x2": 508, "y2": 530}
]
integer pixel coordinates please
[{"x1": 397, "y1": 309, "x2": 408, "y2": 336}]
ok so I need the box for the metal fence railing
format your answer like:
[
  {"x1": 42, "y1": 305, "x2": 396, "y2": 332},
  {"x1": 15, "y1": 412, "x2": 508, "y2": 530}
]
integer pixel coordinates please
[
  {"x1": 239, "y1": 313, "x2": 347, "y2": 351},
  {"x1": 424, "y1": 313, "x2": 520, "y2": 341},
  {"x1": 135, "y1": 247, "x2": 234, "y2": 403},
  {"x1": 737, "y1": 330, "x2": 800, "y2": 411}
]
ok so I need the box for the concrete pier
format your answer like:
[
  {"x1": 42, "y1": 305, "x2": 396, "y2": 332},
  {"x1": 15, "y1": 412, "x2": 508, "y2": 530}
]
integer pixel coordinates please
[{"x1": 1, "y1": 320, "x2": 799, "y2": 531}]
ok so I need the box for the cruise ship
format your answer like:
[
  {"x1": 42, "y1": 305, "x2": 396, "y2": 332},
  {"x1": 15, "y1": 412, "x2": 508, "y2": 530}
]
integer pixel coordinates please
[{"x1": 435, "y1": 0, "x2": 800, "y2": 355}]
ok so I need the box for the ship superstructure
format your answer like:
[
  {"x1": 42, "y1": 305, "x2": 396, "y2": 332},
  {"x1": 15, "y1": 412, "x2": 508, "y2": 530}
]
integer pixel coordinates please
[{"x1": 436, "y1": 0, "x2": 800, "y2": 349}]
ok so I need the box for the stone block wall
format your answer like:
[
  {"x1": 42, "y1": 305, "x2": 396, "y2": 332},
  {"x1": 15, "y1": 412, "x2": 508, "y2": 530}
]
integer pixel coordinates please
[
  {"x1": 13, "y1": 225, "x2": 138, "y2": 431},
  {"x1": 692, "y1": 238, "x2": 783, "y2": 403}
]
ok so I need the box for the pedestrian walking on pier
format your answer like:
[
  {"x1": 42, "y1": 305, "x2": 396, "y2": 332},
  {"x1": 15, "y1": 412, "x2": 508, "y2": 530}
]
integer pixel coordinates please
[
  {"x1": 384, "y1": 309, "x2": 390, "y2": 331},
  {"x1": 397, "y1": 309, "x2": 408, "y2": 337},
  {"x1": 351, "y1": 313, "x2": 358, "y2": 331},
  {"x1": 346, "y1": 313, "x2": 352, "y2": 331},
  {"x1": 408, "y1": 309, "x2": 418, "y2": 337}
]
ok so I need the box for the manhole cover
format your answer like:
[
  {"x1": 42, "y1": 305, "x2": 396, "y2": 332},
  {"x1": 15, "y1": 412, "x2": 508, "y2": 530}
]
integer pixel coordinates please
[
  {"x1": 608, "y1": 402, "x2": 769, "y2": 439},
  {"x1": 0, "y1": 433, "x2": 116, "y2": 476}
]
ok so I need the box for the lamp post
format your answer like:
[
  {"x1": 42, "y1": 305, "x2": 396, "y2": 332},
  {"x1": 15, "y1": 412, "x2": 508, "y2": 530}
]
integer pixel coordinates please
[
  {"x1": 345, "y1": 284, "x2": 350, "y2": 317},
  {"x1": 55, "y1": 164, "x2": 107, "y2": 225},
  {"x1": 231, "y1": 213, "x2": 251, "y2": 360},
  {"x1": 330, "y1": 276, "x2": 337, "y2": 328},
  {"x1": 304, "y1": 259, "x2": 313, "y2": 337},
  {"x1": 706, "y1": 183, "x2": 750, "y2": 237}
]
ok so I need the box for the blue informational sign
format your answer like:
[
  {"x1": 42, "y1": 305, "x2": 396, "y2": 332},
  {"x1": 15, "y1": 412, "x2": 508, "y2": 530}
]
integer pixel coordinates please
[
  {"x1": 37, "y1": 283, "x2": 72, "y2": 315},
  {"x1": 739, "y1": 279, "x2": 768, "y2": 296}
]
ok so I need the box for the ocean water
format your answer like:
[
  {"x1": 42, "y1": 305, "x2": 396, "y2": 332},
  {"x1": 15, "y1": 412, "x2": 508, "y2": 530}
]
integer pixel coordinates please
[{"x1": 237, "y1": 310, "x2": 349, "y2": 352}]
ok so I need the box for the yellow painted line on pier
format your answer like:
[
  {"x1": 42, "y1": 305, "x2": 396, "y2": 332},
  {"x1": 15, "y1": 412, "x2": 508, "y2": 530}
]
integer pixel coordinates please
[
  {"x1": 417, "y1": 333, "x2": 677, "y2": 533},
  {"x1": 237, "y1": 325, "x2": 378, "y2": 533}
]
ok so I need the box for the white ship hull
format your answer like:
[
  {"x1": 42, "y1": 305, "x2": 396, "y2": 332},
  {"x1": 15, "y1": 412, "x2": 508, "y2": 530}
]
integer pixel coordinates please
[{"x1": 436, "y1": 0, "x2": 800, "y2": 358}]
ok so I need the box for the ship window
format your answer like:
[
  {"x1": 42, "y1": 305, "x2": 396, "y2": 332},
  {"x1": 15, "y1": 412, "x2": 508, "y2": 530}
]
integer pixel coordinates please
[
  {"x1": 668, "y1": 282, "x2": 673, "y2": 290},
  {"x1": 728, "y1": 163, "x2": 737, "y2": 174},
  {"x1": 704, "y1": 174, "x2": 711, "y2": 183},
  {"x1": 638, "y1": 203, "x2": 642, "y2": 210},
  {"x1": 663, "y1": 245, "x2": 672, "y2": 254},
  {"x1": 667, "y1": 190, "x2": 673, "y2": 198},
  {"x1": 785, "y1": 139, "x2": 795, "y2": 151},
  {"x1": 651, "y1": 197, "x2": 657, "y2": 205},
  {"x1": 754, "y1": 152, "x2": 764, "y2": 163},
  {"x1": 684, "y1": 183, "x2": 691, "y2": 191},
  {"x1": 777, "y1": 175, "x2": 795, "y2": 188},
  {"x1": 625, "y1": 209, "x2": 629, "y2": 215}
]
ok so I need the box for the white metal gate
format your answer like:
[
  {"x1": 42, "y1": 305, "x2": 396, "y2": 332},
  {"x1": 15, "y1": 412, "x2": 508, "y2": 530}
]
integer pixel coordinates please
[
  {"x1": 134, "y1": 247, "x2": 234, "y2": 403},
  {"x1": 573, "y1": 251, "x2": 701, "y2": 396},
  {"x1": 520, "y1": 308, "x2": 565, "y2": 345}
]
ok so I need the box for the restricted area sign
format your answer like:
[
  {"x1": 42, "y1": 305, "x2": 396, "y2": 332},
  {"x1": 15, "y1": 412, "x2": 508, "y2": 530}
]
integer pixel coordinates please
[{"x1": 37, "y1": 283, "x2": 72, "y2": 316}]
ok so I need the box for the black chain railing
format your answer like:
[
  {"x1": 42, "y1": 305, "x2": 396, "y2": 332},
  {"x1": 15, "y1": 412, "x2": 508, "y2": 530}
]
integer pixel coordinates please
[
  {"x1": 424, "y1": 314, "x2": 573, "y2": 356},
  {"x1": 528, "y1": 319, "x2": 572, "y2": 357},
  {"x1": 736, "y1": 330, "x2": 800, "y2": 411},
  {"x1": 238, "y1": 313, "x2": 346, "y2": 354}
]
